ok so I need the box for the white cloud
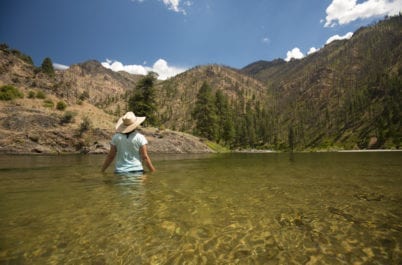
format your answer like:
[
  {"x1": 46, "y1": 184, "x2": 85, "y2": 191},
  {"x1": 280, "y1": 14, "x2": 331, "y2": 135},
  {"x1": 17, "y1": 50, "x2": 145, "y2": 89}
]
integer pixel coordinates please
[
  {"x1": 285, "y1": 47, "x2": 304, "y2": 62},
  {"x1": 184, "y1": 1, "x2": 192, "y2": 7},
  {"x1": 163, "y1": 0, "x2": 181, "y2": 13},
  {"x1": 101, "y1": 58, "x2": 186, "y2": 80},
  {"x1": 152, "y1": 59, "x2": 187, "y2": 80},
  {"x1": 324, "y1": 0, "x2": 402, "y2": 27},
  {"x1": 326, "y1": 32, "x2": 353, "y2": 44},
  {"x1": 53, "y1": 63, "x2": 69, "y2": 70},
  {"x1": 131, "y1": 0, "x2": 190, "y2": 14},
  {"x1": 262, "y1": 37, "x2": 270, "y2": 44},
  {"x1": 307, "y1": 47, "x2": 319, "y2": 55}
]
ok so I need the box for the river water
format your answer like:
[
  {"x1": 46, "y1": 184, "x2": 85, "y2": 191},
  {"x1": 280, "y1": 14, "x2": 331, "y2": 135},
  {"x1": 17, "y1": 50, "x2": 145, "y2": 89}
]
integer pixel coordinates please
[{"x1": 0, "y1": 152, "x2": 401, "y2": 264}]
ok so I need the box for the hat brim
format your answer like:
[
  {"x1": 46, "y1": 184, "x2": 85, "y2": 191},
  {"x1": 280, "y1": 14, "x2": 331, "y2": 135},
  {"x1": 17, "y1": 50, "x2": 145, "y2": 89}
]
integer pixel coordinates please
[{"x1": 115, "y1": 116, "x2": 146, "y2": 133}]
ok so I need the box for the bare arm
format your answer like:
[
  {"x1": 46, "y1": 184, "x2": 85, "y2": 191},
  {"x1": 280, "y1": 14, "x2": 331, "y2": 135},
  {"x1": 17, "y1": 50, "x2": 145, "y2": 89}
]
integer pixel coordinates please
[
  {"x1": 140, "y1": 144, "x2": 155, "y2": 172},
  {"x1": 101, "y1": 145, "x2": 117, "y2": 173}
]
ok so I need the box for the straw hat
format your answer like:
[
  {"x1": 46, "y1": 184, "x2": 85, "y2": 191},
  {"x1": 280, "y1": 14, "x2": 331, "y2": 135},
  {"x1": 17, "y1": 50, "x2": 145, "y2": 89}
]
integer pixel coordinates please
[{"x1": 115, "y1": 112, "x2": 146, "y2": 133}]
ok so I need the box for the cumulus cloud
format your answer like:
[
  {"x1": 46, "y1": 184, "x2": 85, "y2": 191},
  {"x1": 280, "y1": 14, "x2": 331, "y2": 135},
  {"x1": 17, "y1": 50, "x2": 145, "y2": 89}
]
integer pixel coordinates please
[
  {"x1": 53, "y1": 63, "x2": 69, "y2": 70},
  {"x1": 101, "y1": 58, "x2": 186, "y2": 80},
  {"x1": 151, "y1": 59, "x2": 187, "y2": 80},
  {"x1": 324, "y1": 0, "x2": 402, "y2": 27},
  {"x1": 287, "y1": 32, "x2": 352, "y2": 62},
  {"x1": 307, "y1": 47, "x2": 319, "y2": 55},
  {"x1": 326, "y1": 32, "x2": 353, "y2": 44},
  {"x1": 285, "y1": 47, "x2": 304, "y2": 62}
]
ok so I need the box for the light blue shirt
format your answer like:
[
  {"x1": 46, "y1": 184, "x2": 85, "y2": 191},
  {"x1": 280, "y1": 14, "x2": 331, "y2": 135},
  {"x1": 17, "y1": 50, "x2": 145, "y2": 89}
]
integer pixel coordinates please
[{"x1": 111, "y1": 131, "x2": 148, "y2": 173}]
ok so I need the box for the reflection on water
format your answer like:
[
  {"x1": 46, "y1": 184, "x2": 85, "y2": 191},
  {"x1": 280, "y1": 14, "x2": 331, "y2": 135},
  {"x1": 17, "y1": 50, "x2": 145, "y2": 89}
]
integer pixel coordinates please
[{"x1": 0, "y1": 152, "x2": 401, "y2": 264}]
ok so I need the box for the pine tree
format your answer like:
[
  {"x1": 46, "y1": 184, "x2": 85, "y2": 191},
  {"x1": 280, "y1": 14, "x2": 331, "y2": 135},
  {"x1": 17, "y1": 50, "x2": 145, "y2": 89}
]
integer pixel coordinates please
[
  {"x1": 245, "y1": 102, "x2": 257, "y2": 147},
  {"x1": 41, "y1": 57, "x2": 55, "y2": 76},
  {"x1": 128, "y1": 72, "x2": 158, "y2": 126},
  {"x1": 288, "y1": 125, "x2": 295, "y2": 151},
  {"x1": 215, "y1": 90, "x2": 235, "y2": 146},
  {"x1": 192, "y1": 82, "x2": 218, "y2": 141}
]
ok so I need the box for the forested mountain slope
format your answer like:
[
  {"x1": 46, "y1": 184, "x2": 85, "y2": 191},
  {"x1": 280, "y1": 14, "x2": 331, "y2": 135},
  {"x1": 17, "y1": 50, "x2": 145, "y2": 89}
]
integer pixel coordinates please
[
  {"x1": 156, "y1": 65, "x2": 267, "y2": 128},
  {"x1": 238, "y1": 15, "x2": 401, "y2": 149}
]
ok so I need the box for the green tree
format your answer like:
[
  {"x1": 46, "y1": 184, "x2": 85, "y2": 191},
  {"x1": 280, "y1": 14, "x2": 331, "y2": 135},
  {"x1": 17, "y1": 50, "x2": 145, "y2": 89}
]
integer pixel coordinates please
[
  {"x1": 128, "y1": 72, "x2": 158, "y2": 126},
  {"x1": 215, "y1": 90, "x2": 235, "y2": 145},
  {"x1": 192, "y1": 82, "x2": 218, "y2": 141},
  {"x1": 41, "y1": 57, "x2": 55, "y2": 76},
  {"x1": 288, "y1": 125, "x2": 295, "y2": 151},
  {"x1": 245, "y1": 102, "x2": 257, "y2": 147}
]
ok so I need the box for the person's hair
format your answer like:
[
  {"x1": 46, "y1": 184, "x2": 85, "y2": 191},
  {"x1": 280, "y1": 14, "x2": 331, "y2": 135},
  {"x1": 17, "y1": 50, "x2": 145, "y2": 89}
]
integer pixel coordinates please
[{"x1": 124, "y1": 129, "x2": 136, "y2": 138}]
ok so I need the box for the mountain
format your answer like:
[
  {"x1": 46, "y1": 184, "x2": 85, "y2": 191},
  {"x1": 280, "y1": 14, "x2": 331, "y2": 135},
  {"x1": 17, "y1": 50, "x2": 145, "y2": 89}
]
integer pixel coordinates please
[
  {"x1": 152, "y1": 16, "x2": 400, "y2": 150},
  {"x1": 155, "y1": 64, "x2": 268, "y2": 132},
  {"x1": 0, "y1": 47, "x2": 213, "y2": 154},
  {"x1": 238, "y1": 15, "x2": 401, "y2": 150},
  {"x1": 0, "y1": 15, "x2": 400, "y2": 152},
  {"x1": 240, "y1": 59, "x2": 286, "y2": 81}
]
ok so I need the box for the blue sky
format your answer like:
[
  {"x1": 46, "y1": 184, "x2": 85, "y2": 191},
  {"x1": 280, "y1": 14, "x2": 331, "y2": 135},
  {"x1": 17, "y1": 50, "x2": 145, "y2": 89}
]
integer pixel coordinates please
[{"x1": 1, "y1": 0, "x2": 401, "y2": 79}]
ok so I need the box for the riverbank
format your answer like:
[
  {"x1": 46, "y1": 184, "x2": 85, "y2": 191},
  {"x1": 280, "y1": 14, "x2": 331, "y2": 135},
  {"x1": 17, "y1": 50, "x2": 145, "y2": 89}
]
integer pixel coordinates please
[
  {"x1": 336, "y1": 149, "x2": 401, "y2": 152},
  {"x1": 0, "y1": 101, "x2": 214, "y2": 155},
  {"x1": 0, "y1": 127, "x2": 214, "y2": 155},
  {"x1": 232, "y1": 148, "x2": 401, "y2": 154}
]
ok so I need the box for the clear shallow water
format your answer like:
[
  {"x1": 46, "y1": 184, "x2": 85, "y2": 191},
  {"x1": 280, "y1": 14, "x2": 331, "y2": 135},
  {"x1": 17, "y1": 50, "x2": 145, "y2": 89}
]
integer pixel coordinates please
[{"x1": 0, "y1": 152, "x2": 401, "y2": 264}]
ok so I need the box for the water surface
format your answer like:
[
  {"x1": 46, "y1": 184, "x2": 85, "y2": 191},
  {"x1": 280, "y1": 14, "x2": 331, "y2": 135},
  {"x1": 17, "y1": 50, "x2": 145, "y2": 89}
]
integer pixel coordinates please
[{"x1": 0, "y1": 152, "x2": 401, "y2": 264}]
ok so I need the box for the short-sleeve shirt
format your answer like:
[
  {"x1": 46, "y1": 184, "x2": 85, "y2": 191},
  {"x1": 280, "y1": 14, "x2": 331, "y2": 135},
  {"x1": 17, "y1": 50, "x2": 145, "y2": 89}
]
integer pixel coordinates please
[{"x1": 111, "y1": 131, "x2": 148, "y2": 173}]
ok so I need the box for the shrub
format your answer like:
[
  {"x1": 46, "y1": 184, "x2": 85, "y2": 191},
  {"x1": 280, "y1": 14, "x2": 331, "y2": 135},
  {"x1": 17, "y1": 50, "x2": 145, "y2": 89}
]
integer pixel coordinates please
[
  {"x1": 28, "y1": 90, "x2": 36, "y2": 98},
  {"x1": 0, "y1": 85, "x2": 24, "y2": 100},
  {"x1": 0, "y1": 43, "x2": 9, "y2": 51},
  {"x1": 43, "y1": 99, "x2": 54, "y2": 108},
  {"x1": 36, "y1": 90, "x2": 46, "y2": 99},
  {"x1": 60, "y1": 111, "x2": 76, "y2": 125},
  {"x1": 79, "y1": 116, "x2": 92, "y2": 135},
  {"x1": 79, "y1": 91, "x2": 89, "y2": 101},
  {"x1": 56, "y1": 101, "x2": 67, "y2": 111}
]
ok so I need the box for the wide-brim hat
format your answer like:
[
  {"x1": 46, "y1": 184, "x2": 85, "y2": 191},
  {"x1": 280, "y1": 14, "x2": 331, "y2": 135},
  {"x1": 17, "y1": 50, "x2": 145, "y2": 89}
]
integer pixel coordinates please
[{"x1": 115, "y1": 111, "x2": 146, "y2": 133}]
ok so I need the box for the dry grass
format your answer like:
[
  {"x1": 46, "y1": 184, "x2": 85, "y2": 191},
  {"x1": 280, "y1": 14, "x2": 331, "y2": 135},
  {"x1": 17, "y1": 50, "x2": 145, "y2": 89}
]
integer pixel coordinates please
[{"x1": 0, "y1": 96, "x2": 116, "y2": 130}]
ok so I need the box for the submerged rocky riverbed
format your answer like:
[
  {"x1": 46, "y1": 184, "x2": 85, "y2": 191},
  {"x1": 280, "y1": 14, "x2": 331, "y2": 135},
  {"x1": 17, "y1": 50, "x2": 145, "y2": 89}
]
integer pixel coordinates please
[{"x1": 0, "y1": 152, "x2": 401, "y2": 264}]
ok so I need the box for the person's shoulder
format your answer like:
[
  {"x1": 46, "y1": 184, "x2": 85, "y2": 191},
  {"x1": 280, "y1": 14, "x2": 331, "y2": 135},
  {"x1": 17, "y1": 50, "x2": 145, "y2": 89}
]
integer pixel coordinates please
[
  {"x1": 135, "y1": 131, "x2": 145, "y2": 137},
  {"x1": 133, "y1": 131, "x2": 148, "y2": 144},
  {"x1": 112, "y1": 133, "x2": 123, "y2": 140},
  {"x1": 134, "y1": 131, "x2": 146, "y2": 139}
]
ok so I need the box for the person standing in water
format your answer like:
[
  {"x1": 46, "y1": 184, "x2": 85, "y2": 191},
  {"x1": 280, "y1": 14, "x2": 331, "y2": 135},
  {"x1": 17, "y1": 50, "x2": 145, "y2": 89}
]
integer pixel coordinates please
[{"x1": 101, "y1": 111, "x2": 156, "y2": 174}]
